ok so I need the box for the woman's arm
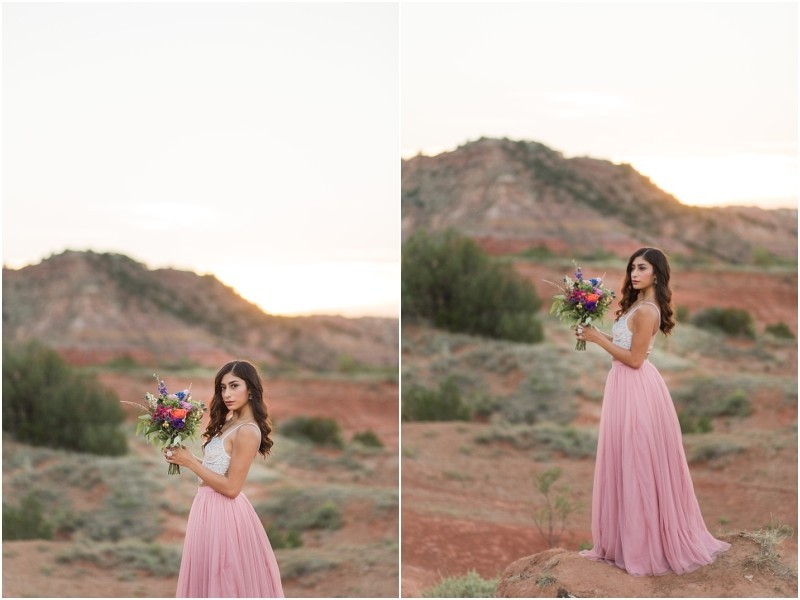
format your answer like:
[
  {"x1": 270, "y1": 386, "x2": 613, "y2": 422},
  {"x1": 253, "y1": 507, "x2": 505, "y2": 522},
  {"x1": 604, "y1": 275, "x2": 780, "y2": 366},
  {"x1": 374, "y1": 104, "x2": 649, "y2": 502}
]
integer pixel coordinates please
[
  {"x1": 166, "y1": 426, "x2": 260, "y2": 498},
  {"x1": 578, "y1": 305, "x2": 658, "y2": 369}
]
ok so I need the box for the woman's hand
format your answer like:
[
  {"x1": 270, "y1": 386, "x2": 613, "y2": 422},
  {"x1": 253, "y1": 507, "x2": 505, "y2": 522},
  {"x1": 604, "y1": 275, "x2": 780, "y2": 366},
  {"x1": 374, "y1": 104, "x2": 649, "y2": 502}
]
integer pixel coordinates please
[
  {"x1": 164, "y1": 445, "x2": 199, "y2": 470},
  {"x1": 575, "y1": 324, "x2": 605, "y2": 345}
]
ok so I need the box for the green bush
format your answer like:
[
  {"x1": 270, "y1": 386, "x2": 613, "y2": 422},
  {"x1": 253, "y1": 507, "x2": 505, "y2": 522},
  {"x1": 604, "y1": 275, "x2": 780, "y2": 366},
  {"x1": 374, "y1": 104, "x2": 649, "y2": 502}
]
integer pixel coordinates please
[
  {"x1": 674, "y1": 378, "x2": 752, "y2": 420},
  {"x1": 2, "y1": 342, "x2": 127, "y2": 455},
  {"x1": 678, "y1": 411, "x2": 713, "y2": 434},
  {"x1": 402, "y1": 229, "x2": 543, "y2": 342},
  {"x1": 351, "y1": 430, "x2": 384, "y2": 448},
  {"x1": 691, "y1": 307, "x2": 755, "y2": 338},
  {"x1": 402, "y1": 376, "x2": 470, "y2": 422},
  {"x1": 765, "y1": 322, "x2": 795, "y2": 339},
  {"x1": 2, "y1": 493, "x2": 53, "y2": 540},
  {"x1": 255, "y1": 489, "x2": 343, "y2": 532},
  {"x1": 279, "y1": 416, "x2": 344, "y2": 447},
  {"x1": 266, "y1": 524, "x2": 303, "y2": 549},
  {"x1": 422, "y1": 569, "x2": 497, "y2": 598}
]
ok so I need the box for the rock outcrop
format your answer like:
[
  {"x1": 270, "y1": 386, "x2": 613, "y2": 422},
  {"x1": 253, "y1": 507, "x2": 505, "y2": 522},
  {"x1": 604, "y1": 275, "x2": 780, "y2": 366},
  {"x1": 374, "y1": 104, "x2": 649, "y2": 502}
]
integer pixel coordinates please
[{"x1": 496, "y1": 533, "x2": 797, "y2": 598}]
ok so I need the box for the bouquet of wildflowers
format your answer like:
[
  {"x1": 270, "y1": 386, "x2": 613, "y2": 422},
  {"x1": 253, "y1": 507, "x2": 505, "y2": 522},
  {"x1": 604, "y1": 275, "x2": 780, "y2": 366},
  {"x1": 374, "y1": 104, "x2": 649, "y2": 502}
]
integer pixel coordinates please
[
  {"x1": 132, "y1": 375, "x2": 206, "y2": 474},
  {"x1": 549, "y1": 263, "x2": 616, "y2": 350}
]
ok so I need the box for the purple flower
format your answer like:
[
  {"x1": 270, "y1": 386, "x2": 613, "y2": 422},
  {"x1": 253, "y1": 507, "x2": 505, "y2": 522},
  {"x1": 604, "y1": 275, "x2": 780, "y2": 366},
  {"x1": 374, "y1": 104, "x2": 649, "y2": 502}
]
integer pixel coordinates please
[
  {"x1": 575, "y1": 267, "x2": 583, "y2": 281},
  {"x1": 171, "y1": 418, "x2": 185, "y2": 429},
  {"x1": 180, "y1": 400, "x2": 192, "y2": 411},
  {"x1": 585, "y1": 301, "x2": 597, "y2": 312},
  {"x1": 158, "y1": 380, "x2": 168, "y2": 397}
]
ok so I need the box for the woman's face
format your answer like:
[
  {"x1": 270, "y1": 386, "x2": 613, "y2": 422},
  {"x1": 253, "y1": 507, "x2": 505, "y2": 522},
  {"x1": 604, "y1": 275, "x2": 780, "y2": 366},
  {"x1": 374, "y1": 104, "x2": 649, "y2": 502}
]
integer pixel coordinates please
[
  {"x1": 630, "y1": 256, "x2": 656, "y2": 292},
  {"x1": 220, "y1": 372, "x2": 250, "y2": 413}
]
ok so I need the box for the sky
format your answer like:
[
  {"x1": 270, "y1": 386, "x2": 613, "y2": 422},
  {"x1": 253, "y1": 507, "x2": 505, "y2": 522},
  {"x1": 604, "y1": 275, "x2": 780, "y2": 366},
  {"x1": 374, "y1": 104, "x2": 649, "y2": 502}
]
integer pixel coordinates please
[
  {"x1": 3, "y1": 2, "x2": 399, "y2": 317},
  {"x1": 401, "y1": 1, "x2": 798, "y2": 209}
]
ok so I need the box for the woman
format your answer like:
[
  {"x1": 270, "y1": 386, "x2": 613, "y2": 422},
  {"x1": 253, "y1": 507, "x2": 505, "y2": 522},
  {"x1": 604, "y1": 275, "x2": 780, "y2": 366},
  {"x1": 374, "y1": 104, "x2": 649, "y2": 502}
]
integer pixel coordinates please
[
  {"x1": 576, "y1": 247, "x2": 730, "y2": 576},
  {"x1": 166, "y1": 360, "x2": 284, "y2": 597}
]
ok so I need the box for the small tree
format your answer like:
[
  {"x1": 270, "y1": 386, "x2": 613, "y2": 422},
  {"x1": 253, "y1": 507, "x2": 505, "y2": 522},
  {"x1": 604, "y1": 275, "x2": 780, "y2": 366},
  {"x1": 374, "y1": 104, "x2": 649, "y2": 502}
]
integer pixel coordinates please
[
  {"x1": 532, "y1": 467, "x2": 580, "y2": 548},
  {"x1": 2, "y1": 342, "x2": 127, "y2": 455}
]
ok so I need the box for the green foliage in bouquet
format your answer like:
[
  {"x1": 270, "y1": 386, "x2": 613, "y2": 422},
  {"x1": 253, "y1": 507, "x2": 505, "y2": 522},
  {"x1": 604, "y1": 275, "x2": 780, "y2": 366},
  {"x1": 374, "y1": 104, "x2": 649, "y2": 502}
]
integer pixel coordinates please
[
  {"x1": 2, "y1": 342, "x2": 127, "y2": 455},
  {"x1": 402, "y1": 229, "x2": 543, "y2": 343}
]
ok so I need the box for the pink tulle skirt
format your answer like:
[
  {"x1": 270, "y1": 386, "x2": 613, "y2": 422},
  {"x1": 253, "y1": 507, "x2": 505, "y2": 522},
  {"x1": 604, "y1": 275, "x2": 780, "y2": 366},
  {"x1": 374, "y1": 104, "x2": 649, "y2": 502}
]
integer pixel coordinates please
[
  {"x1": 176, "y1": 486, "x2": 284, "y2": 597},
  {"x1": 579, "y1": 359, "x2": 730, "y2": 576}
]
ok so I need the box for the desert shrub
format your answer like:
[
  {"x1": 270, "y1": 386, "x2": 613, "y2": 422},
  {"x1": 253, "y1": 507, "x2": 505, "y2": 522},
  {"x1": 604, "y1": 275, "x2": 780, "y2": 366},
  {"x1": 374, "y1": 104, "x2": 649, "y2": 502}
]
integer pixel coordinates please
[
  {"x1": 765, "y1": 322, "x2": 795, "y2": 339},
  {"x1": 279, "y1": 416, "x2": 344, "y2": 448},
  {"x1": 56, "y1": 541, "x2": 181, "y2": 577},
  {"x1": 678, "y1": 411, "x2": 713, "y2": 434},
  {"x1": 266, "y1": 524, "x2": 303, "y2": 549},
  {"x1": 2, "y1": 342, "x2": 127, "y2": 455},
  {"x1": 402, "y1": 376, "x2": 470, "y2": 422},
  {"x1": 475, "y1": 423, "x2": 597, "y2": 458},
  {"x1": 278, "y1": 551, "x2": 341, "y2": 579},
  {"x1": 402, "y1": 229, "x2": 543, "y2": 343},
  {"x1": 691, "y1": 307, "x2": 755, "y2": 338},
  {"x1": 499, "y1": 372, "x2": 575, "y2": 425},
  {"x1": 2, "y1": 493, "x2": 53, "y2": 541},
  {"x1": 422, "y1": 569, "x2": 497, "y2": 598},
  {"x1": 687, "y1": 437, "x2": 745, "y2": 463},
  {"x1": 351, "y1": 430, "x2": 384, "y2": 448},
  {"x1": 255, "y1": 489, "x2": 343, "y2": 532},
  {"x1": 674, "y1": 378, "x2": 752, "y2": 419}
]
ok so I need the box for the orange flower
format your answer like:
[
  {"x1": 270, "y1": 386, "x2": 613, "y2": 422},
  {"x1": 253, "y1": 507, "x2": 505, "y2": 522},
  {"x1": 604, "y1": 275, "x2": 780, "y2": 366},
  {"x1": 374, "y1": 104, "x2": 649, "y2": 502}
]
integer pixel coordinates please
[
  {"x1": 586, "y1": 294, "x2": 600, "y2": 302},
  {"x1": 171, "y1": 408, "x2": 188, "y2": 419}
]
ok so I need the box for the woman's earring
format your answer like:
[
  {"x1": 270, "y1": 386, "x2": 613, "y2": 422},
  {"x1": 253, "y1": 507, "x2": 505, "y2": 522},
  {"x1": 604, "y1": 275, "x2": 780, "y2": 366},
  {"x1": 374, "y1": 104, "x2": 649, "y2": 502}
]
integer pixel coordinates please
[
  {"x1": 654, "y1": 278, "x2": 658, "y2": 285},
  {"x1": 248, "y1": 394, "x2": 253, "y2": 400}
]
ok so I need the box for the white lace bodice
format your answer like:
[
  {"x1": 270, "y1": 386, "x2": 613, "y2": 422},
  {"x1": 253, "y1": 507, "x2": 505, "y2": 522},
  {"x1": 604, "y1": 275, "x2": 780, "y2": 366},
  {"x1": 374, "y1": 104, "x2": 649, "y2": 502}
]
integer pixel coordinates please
[
  {"x1": 611, "y1": 302, "x2": 660, "y2": 353},
  {"x1": 201, "y1": 422, "x2": 260, "y2": 476}
]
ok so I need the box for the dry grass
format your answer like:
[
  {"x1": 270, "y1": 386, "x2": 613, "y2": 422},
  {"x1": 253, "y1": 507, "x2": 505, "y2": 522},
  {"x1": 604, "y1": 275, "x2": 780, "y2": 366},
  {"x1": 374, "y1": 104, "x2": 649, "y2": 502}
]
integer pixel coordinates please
[{"x1": 741, "y1": 520, "x2": 796, "y2": 579}]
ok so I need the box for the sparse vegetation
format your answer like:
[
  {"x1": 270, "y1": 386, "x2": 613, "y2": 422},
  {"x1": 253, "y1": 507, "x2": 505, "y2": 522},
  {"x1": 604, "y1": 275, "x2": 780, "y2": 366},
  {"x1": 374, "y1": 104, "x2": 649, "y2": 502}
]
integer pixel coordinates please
[
  {"x1": 278, "y1": 416, "x2": 344, "y2": 448},
  {"x1": 55, "y1": 541, "x2": 182, "y2": 577},
  {"x1": 686, "y1": 436, "x2": 746, "y2": 463},
  {"x1": 2, "y1": 342, "x2": 128, "y2": 455},
  {"x1": 422, "y1": 569, "x2": 498, "y2": 597},
  {"x1": 691, "y1": 307, "x2": 756, "y2": 338},
  {"x1": 475, "y1": 423, "x2": 597, "y2": 458},
  {"x1": 532, "y1": 467, "x2": 581, "y2": 548},
  {"x1": 255, "y1": 489, "x2": 343, "y2": 533},
  {"x1": 402, "y1": 376, "x2": 470, "y2": 422},
  {"x1": 741, "y1": 519, "x2": 796, "y2": 578},
  {"x1": 402, "y1": 229, "x2": 543, "y2": 342}
]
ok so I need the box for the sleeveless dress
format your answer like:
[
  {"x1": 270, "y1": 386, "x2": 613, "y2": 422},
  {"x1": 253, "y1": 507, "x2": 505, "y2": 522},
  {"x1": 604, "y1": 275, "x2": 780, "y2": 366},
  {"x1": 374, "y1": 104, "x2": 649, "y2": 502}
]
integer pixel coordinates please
[
  {"x1": 579, "y1": 302, "x2": 730, "y2": 576},
  {"x1": 176, "y1": 423, "x2": 284, "y2": 597}
]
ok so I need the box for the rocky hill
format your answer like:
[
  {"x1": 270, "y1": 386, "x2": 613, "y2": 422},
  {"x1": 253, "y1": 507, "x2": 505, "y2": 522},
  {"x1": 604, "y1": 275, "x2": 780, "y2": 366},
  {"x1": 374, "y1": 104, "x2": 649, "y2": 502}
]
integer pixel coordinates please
[
  {"x1": 2, "y1": 250, "x2": 398, "y2": 371},
  {"x1": 402, "y1": 138, "x2": 797, "y2": 264}
]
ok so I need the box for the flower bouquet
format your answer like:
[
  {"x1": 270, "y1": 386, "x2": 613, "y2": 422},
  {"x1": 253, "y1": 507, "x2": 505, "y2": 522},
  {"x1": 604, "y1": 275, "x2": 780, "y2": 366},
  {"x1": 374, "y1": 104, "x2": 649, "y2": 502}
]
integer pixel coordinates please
[
  {"x1": 548, "y1": 264, "x2": 616, "y2": 350},
  {"x1": 132, "y1": 375, "x2": 206, "y2": 474}
]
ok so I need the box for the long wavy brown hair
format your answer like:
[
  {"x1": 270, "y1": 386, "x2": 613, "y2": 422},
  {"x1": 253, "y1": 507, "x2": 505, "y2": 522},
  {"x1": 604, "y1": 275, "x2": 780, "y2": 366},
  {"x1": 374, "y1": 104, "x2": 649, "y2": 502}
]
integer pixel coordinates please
[
  {"x1": 615, "y1": 247, "x2": 676, "y2": 335},
  {"x1": 203, "y1": 360, "x2": 274, "y2": 456}
]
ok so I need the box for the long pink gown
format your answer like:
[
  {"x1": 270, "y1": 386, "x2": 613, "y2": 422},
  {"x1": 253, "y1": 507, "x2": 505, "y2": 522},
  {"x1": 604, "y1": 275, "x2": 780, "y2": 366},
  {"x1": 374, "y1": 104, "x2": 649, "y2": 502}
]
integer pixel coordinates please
[
  {"x1": 176, "y1": 423, "x2": 284, "y2": 597},
  {"x1": 579, "y1": 303, "x2": 730, "y2": 576}
]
